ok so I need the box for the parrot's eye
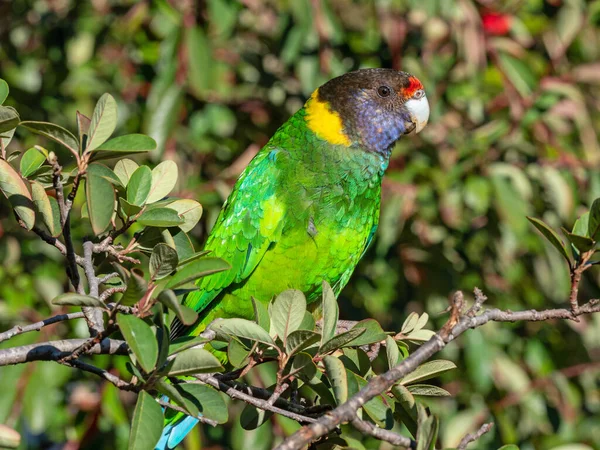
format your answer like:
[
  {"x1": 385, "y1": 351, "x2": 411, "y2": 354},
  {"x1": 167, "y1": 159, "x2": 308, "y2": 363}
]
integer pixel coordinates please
[
  {"x1": 377, "y1": 85, "x2": 392, "y2": 98},
  {"x1": 413, "y1": 89, "x2": 425, "y2": 99}
]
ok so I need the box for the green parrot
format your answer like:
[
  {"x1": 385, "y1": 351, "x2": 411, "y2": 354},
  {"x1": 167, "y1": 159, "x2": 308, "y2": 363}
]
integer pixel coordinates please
[{"x1": 157, "y1": 68, "x2": 429, "y2": 449}]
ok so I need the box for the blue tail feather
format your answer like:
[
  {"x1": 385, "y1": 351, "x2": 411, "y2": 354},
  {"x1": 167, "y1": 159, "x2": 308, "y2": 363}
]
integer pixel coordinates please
[{"x1": 155, "y1": 397, "x2": 199, "y2": 450}]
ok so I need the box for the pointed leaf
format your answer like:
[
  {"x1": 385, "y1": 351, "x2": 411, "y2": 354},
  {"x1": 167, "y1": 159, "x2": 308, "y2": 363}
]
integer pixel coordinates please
[
  {"x1": 76, "y1": 111, "x2": 91, "y2": 146},
  {"x1": 527, "y1": 217, "x2": 570, "y2": 263},
  {"x1": 285, "y1": 329, "x2": 320, "y2": 355},
  {"x1": 19, "y1": 148, "x2": 46, "y2": 178},
  {"x1": 146, "y1": 160, "x2": 178, "y2": 204},
  {"x1": 228, "y1": 338, "x2": 251, "y2": 368},
  {"x1": 86, "y1": 163, "x2": 115, "y2": 235},
  {"x1": 120, "y1": 269, "x2": 148, "y2": 306},
  {"x1": 386, "y1": 336, "x2": 401, "y2": 369},
  {"x1": 52, "y1": 293, "x2": 106, "y2": 307},
  {"x1": 252, "y1": 297, "x2": 270, "y2": 331},
  {"x1": 19, "y1": 121, "x2": 79, "y2": 155},
  {"x1": 165, "y1": 257, "x2": 230, "y2": 289},
  {"x1": 572, "y1": 211, "x2": 589, "y2": 236},
  {"x1": 210, "y1": 318, "x2": 274, "y2": 346},
  {"x1": 119, "y1": 197, "x2": 142, "y2": 218},
  {"x1": 150, "y1": 243, "x2": 179, "y2": 280},
  {"x1": 90, "y1": 133, "x2": 156, "y2": 161},
  {"x1": 128, "y1": 391, "x2": 163, "y2": 450},
  {"x1": 562, "y1": 228, "x2": 595, "y2": 253},
  {"x1": 0, "y1": 160, "x2": 35, "y2": 230},
  {"x1": 127, "y1": 166, "x2": 152, "y2": 206},
  {"x1": 323, "y1": 355, "x2": 348, "y2": 404},
  {"x1": 320, "y1": 281, "x2": 338, "y2": 346},
  {"x1": 137, "y1": 208, "x2": 185, "y2": 227},
  {"x1": 114, "y1": 158, "x2": 139, "y2": 187},
  {"x1": 400, "y1": 360, "x2": 457, "y2": 385},
  {"x1": 240, "y1": 404, "x2": 272, "y2": 430},
  {"x1": 168, "y1": 335, "x2": 210, "y2": 355},
  {"x1": 174, "y1": 384, "x2": 228, "y2": 424},
  {"x1": 0, "y1": 79, "x2": 8, "y2": 105},
  {"x1": 167, "y1": 348, "x2": 223, "y2": 376},
  {"x1": 117, "y1": 313, "x2": 158, "y2": 373},
  {"x1": 0, "y1": 106, "x2": 19, "y2": 134},
  {"x1": 347, "y1": 319, "x2": 387, "y2": 346},
  {"x1": 588, "y1": 198, "x2": 600, "y2": 241},
  {"x1": 407, "y1": 384, "x2": 451, "y2": 397},
  {"x1": 31, "y1": 181, "x2": 60, "y2": 237},
  {"x1": 292, "y1": 352, "x2": 318, "y2": 381},
  {"x1": 158, "y1": 290, "x2": 198, "y2": 326},
  {"x1": 86, "y1": 93, "x2": 117, "y2": 152},
  {"x1": 269, "y1": 289, "x2": 306, "y2": 344},
  {"x1": 319, "y1": 328, "x2": 365, "y2": 354},
  {"x1": 166, "y1": 199, "x2": 203, "y2": 232}
]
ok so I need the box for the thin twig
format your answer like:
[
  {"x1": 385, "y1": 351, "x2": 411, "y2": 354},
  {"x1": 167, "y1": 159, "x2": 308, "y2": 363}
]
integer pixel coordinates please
[
  {"x1": 351, "y1": 417, "x2": 415, "y2": 449},
  {"x1": 0, "y1": 312, "x2": 85, "y2": 343},
  {"x1": 99, "y1": 286, "x2": 127, "y2": 302},
  {"x1": 98, "y1": 272, "x2": 120, "y2": 284},
  {"x1": 457, "y1": 422, "x2": 494, "y2": 449},
  {"x1": 157, "y1": 399, "x2": 218, "y2": 427},
  {"x1": 61, "y1": 358, "x2": 137, "y2": 391}
]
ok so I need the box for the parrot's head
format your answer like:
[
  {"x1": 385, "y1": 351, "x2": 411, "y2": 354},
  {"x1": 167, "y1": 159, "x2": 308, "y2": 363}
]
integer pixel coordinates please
[{"x1": 305, "y1": 68, "x2": 429, "y2": 156}]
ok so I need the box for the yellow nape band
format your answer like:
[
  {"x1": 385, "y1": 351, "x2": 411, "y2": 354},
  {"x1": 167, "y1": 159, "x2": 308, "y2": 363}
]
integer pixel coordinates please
[{"x1": 305, "y1": 89, "x2": 351, "y2": 146}]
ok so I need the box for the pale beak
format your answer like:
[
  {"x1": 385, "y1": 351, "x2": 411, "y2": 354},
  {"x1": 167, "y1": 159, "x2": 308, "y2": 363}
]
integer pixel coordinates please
[{"x1": 404, "y1": 96, "x2": 430, "y2": 134}]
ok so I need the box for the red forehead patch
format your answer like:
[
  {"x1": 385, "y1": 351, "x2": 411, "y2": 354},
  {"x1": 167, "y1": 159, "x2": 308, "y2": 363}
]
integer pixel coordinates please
[{"x1": 403, "y1": 76, "x2": 423, "y2": 97}]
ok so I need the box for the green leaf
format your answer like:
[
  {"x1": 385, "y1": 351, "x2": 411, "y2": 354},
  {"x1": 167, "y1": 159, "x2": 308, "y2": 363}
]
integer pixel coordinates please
[
  {"x1": 137, "y1": 207, "x2": 185, "y2": 227},
  {"x1": 0, "y1": 79, "x2": 8, "y2": 105},
  {"x1": 117, "y1": 313, "x2": 158, "y2": 373},
  {"x1": 31, "y1": 181, "x2": 60, "y2": 237},
  {"x1": 165, "y1": 257, "x2": 230, "y2": 289},
  {"x1": 86, "y1": 163, "x2": 116, "y2": 235},
  {"x1": 171, "y1": 229, "x2": 195, "y2": 260},
  {"x1": 588, "y1": 198, "x2": 600, "y2": 241},
  {"x1": 407, "y1": 384, "x2": 451, "y2": 397},
  {"x1": 167, "y1": 348, "x2": 223, "y2": 376},
  {"x1": 400, "y1": 360, "x2": 457, "y2": 385},
  {"x1": 292, "y1": 352, "x2": 317, "y2": 381},
  {"x1": 19, "y1": 121, "x2": 79, "y2": 155},
  {"x1": 347, "y1": 319, "x2": 387, "y2": 347},
  {"x1": 252, "y1": 297, "x2": 270, "y2": 331},
  {"x1": 177, "y1": 250, "x2": 211, "y2": 267},
  {"x1": 86, "y1": 93, "x2": 118, "y2": 152},
  {"x1": 166, "y1": 199, "x2": 203, "y2": 232},
  {"x1": 0, "y1": 159, "x2": 35, "y2": 230},
  {"x1": 527, "y1": 217, "x2": 570, "y2": 263},
  {"x1": 155, "y1": 380, "x2": 199, "y2": 417},
  {"x1": 210, "y1": 318, "x2": 274, "y2": 346},
  {"x1": 386, "y1": 336, "x2": 401, "y2": 369},
  {"x1": 562, "y1": 228, "x2": 595, "y2": 253},
  {"x1": 76, "y1": 111, "x2": 91, "y2": 146},
  {"x1": 416, "y1": 405, "x2": 438, "y2": 450},
  {"x1": 119, "y1": 197, "x2": 142, "y2": 218},
  {"x1": 241, "y1": 404, "x2": 272, "y2": 430},
  {"x1": 52, "y1": 293, "x2": 106, "y2": 308},
  {"x1": 174, "y1": 384, "x2": 228, "y2": 424},
  {"x1": 269, "y1": 290, "x2": 306, "y2": 344},
  {"x1": 158, "y1": 290, "x2": 198, "y2": 326},
  {"x1": 320, "y1": 280, "x2": 338, "y2": 346},
  {"x1": 128, "y1": 391, "x2": 163, "y2": 450},
  {"x1": 572, "y1": 211, "x2": 589, "y2": 236},
  {"x1": 90, "y1": 134, "x2": 156, "y2": 161},
  {"x1": 319, "y1": 328, "x2": 366, "y2": 355},
  {"x1": 19, "y1": 148, "x2": 46, "y2": 178},
  {"x1": 285, "y1": 329, "x2": 320, "y2": 355},
  {"x1": 127, "y1": 166, "x2": 152, "y2": 206},
  {"x1": 323, "y1": 355, "x2": 348, "y2": 404},
  {"x1": 228, "y1": 338, "x2": 251, "y2": 368},
  {"x1": 120, "y1": 269, "x2": 148, "y2": 306},
  {"x1": 299, "y1": 311, "x2": 315, "y2": 331},
  {"x1": 498, "y1": 52, "x2": 536, "y2": 97},
  {"x1": 0, "y1": 106, "x2": 19, "y2": 134},
  {"x1": 114, "y1": 158, "x2": 139, "y2": 187},
  {"x1": 168, "y1": 335, "x2": 210, "y2": 356},
  {"x1": 150, "y1": 243, "x2": 179, "y2": 280},
  {"x1": 391, "y1": 384, "x2": 417, "y2": 436},
  {"x1": 146, "y1": 160, "x2": 178, "y2": 203}
]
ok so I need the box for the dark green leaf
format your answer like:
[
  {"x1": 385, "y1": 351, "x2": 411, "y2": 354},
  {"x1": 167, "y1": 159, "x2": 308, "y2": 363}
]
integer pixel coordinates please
[
  {"x1": 228, "y1": 338, "x2": 251, "y2": 368},
  {"x1": 0, "y1": 106, "x2": 19, "y2": 134},
  {"x1": 31, "y1": 181, "x2": 60, "y2": 237},
  {"x1": 347, "y1": 319, "x2": 387, "y2": 346},
  {"x1": 90, "y1": 134, "x2": 156, "y2": 161},
  {"x1": 119, "y1": 197, "x2": 142, "y2": 218},
  {"x1": 168, "y1": 335, "x2": 210, "y2": 356},
  {"x1": 19, "y1": 148, "x2": 46, "y2": 178},
  {"x1": 562, "y1": 228, "x2": 595, "y2": 253},
  {"x1": 527, "y1": 217, "x2": 570, "y2": 263},
  {"x1": 0, "y1": 79, "x2": 8, "y2": 105},
  {"x1": 416, "y1": 405, "x2": 438, "y2": 450},
  {"x1": 167, "y1": 348, "x2": 223, "y2": 376},
  {"x1": 165, "y1": 257, "x2": 230, "y2": 289},
  {"x1": 241, "y1": 404, "x2": 272, "y2": 430},
  {"x1": 86, "y1": 93, "x2": 117, "y2": 152},
  {"x1": 128, "y1": 391, "x2": 163, "y2": 450},
  {"x1": 252, "y1": 297, "x2": 270, "y2": 332},
  {"x1": 86, "y1": 163, "x2": 115, "y2": 235},
  {"x1": 0, "y1": 160, "x2": 35, "y2": 230},
  {"x1": 392, "y1": 384, "x2": 417, "y2": 437},
  {"x1": 319, "y1": 328, "x2": 365, "y2": 354},
  {"x1": 174, "y1": 384, "x2": 228, "y2": 424},
  {"x1": 150, "y1": 243, "x2": 179, "y2": 280},
  {"x1": 120, "y1": 269, "x2": 147, "y2": 306},
  {"x1": 292, "y1": 352, "x2": 317, "y2": 381},
  {"x1": 137, "y1": 208, "x2": 185, "y2": 227},
  {"x1": 285, "y1": 329, "x2": 320, "y2": 355},
  {"x1": 407, "y1": 384, "x2": 451, "y2": 397},
  {"x1": 158, "y1": 290, "x2": 198, "y2": 326},
  {"x1": 117, "y1": 313, "x2": 158, "y2": 373},
  {"x1": 19, "y1": 121, "x2": 79, "y2": 155},
  {"x1": 52, "y1": 293, "x2": 105, "y2": 308},
  {"x1": 588, "y1": 198, "x2": 600, "y2": 240}
]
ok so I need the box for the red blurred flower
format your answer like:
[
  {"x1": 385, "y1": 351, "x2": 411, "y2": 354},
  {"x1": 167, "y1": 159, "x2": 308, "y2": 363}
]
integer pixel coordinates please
[{"x1": 482, "y1": 12, "x2": 512, "y2": 35}]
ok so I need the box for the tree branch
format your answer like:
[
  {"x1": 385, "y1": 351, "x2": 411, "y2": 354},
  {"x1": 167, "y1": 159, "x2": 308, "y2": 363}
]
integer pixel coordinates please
[
  {"x1": 275, "y1": 296, "x2": 600, "y2": 450},
  {"x1": 61, "y1": 358, "x2": 137, "y2": 391},
  {"x1": 157, "y1": 399, "x2": 218, "y2": 427},
  {"x1": 0, "y1": 312, "x2": 85, "y2": 343},
  {"x1": 0, "y1": 338, "x2": 128, "y2": 366},
  {"x1": 457, "y1": 422, "x2": 494, "y2": 449},
  {"x1": 351, "y1": 417, "x2": 414, "y2": 448},
  {"x1": 81, "y1": 240, "x2": 104, "y2": 334}
]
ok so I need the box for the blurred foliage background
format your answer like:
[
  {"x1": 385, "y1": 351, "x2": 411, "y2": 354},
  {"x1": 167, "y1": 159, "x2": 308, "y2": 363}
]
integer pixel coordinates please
[{"x1": 1, "y1": 0, "x2": 600, "y2": 449}]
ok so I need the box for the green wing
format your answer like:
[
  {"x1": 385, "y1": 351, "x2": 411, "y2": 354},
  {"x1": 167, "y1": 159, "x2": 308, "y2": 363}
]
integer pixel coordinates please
[{"x1": 175, "y1": 148, "x2": 285, "y2": 333}]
